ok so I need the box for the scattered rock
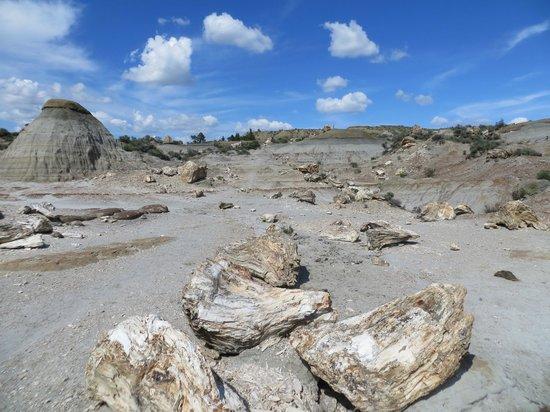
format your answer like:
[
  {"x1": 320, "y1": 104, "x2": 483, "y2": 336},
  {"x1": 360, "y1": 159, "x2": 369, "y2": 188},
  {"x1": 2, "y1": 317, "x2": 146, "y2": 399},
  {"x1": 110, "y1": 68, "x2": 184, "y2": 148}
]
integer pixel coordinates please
[
  {"x1": 333, "y1": 193, "x2": 352, "y2": 205},
  {"x1": 193, "y1": 189, "x2": 205, "y2": 198},
  {"x1": 21, "y1": 214, "x2": 53, "y2": 234},
  {"x1": 304, "y1": 172, "x2": 326, "y2": 182},
  {"x1": 488, "y1": 200, "x2": 547, "y2": 230},
  {"x1": 321, "y1": 220, "x2": 360, "y2": 243},
  {"x1": 150, "y1": 168, "x2": 162, "y2": 175},
  {"x1": 266, "y1": 223, "x2": 294, "y2": 236},
  {"x1": 289, "y1": 190, "x2": 316, "y2": 204},
  {"x1": 218, "y1": 232, "x2": 300, "y2": 287},
  {"x1": 18, "y1": 205, "x2": 33, "y2": 215},
  {"x1": 419, "y1": 202, "x2": 456, "y2": 222},
  {"x1": 0, "y1": 234, "x2": 46, "y2": 249},
  {"x1": 0, "y1": 223, "x2": 34, "y2": 245},
  {"x1": 139, "y1": 204, "x2": 169, "y2": 214},
  {"x1": 51, "y1": 231, "x2": 64, "y2": 238},
  {"x1": 60, "y1": 232, "x2": 85, "y2": 239},
  {"x1": 484, "y1": 222, "x2": 498, "y2": 229},
  {"x1": 85, "y1": 315, "x2": 246, "y2": 411},
  {"x1": 143, "y1": 174, "x2": 156, "y2": 183},
  {"x1": 260, "y1": 213, "x2": 278, "y2": 223},
  {"x1": 494, "y1": 270, "x2": 519, "y2": 281},
  {"x1": 270, "y1": 191, "x2": 282, "y2": 199},
  {"x1": 454, "y1": 204, "x2": 474, "y2": 216},
  {"x1": 112, "y1": 210, "x2": 144, "y2": 220},
  {"x1": 161, "y1": 166, "x2": 178, "y2": 176},
  {"x1": 297, "y1": 163, "x2": 319, "y2": 174},
  {"x1": 361, "y1": 221, "x2": 419, "y2": 250},
  {"x1": 450, "y1": 243, "x2": 461, "y2": 251},
  {"x1": 401, "y1": 135, "x2": 416, "y2": 148},
  {"x1": 371, "y1": 256, "x2": 389, "y2": 267},
  {"x1": 290, "y1": 283, "x2": 473, "y2": 411},
  {"x1": 219, "y1": 202, "x2": 234, "y2": 210},
  {"x1": 178, "y1": 160, "x2": 207, "y2": 183}
]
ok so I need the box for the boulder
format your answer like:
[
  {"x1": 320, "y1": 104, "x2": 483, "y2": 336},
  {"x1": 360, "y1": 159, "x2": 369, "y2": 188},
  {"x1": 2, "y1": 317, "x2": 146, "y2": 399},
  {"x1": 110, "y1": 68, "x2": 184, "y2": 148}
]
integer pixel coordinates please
[
  {"x1": 151, "y1": 168, "x2": 162, "y2": 175},
  {"x1": 85, "y1": 315, "x2": 246, "y2": 411},
  {"x1": 20, "y1": 214, "x2": 53, "y2": 234},
  {"x1": 217, "y1": 232, "x2": 300, "y2": 287},
  {"x1": 289, "y1": 190, "x2": 316, "y2": 204},
  {"x1": 354, "y1": 187, "x2": 379, "y2": 201},
  {"x1": 139, "y1": 204, "x2": 169, "y2": 214},
  {"x1": 290, "y1": 283, "x2": 474, "y2": 412},
  {"x1": 297, "y1": 163, "x2": 319, "y2": 174},
  {"x1": 178, "y1": 160, "x2": 207, "y2": 183},
  {"x1": 419, "y1": 202, "x2": 456, "y2": 222},
  {"x1": 454, "y1": 204, "x2": 474, "y2": 216},
  {"x1": 401, "y1": 135, "x2": 416, "y2": 148},
  {"x1": 0, "y1": 223, "x2": 34, "y2": 245},
  {"x1": 0, "y1": 234, "x2": 46, "y2": 249},
  {"x1": 161, "y1": 166, "x2": 178, "y2": 176},
  {"x1": 182, "y1": 259, "x2": 331, "y2": 354},
  {"x1": 321, "y1": 220, "x2": 360, "y2": 243},
  {"x1": 360, "y1": 221, "x2": 419, "y2": 250},
  {"x1": 488, "y1": 200, "x2": 547, "y2": 230}
]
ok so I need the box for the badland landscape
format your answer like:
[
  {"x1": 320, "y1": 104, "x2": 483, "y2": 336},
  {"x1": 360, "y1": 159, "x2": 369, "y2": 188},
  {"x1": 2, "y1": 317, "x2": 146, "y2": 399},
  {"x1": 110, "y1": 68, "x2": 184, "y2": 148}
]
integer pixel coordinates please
[{"x1": 0, "y1": 1, "x2": 549, "y2": 411}]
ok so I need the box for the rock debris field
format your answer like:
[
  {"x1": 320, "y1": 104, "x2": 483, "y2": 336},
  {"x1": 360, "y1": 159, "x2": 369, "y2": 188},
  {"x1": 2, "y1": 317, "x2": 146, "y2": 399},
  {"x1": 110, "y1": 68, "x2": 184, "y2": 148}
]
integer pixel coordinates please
[{"x1": 1, "y1": 116, "x2": 550, "y2": 411}]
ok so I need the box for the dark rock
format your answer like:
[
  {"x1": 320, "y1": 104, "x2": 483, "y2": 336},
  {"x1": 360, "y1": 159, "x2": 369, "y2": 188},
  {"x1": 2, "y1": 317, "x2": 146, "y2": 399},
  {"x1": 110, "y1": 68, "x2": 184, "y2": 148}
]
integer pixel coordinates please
[
  {"x1": 219, "y1": 202, "x2": 234, "y2": 210},
  {"x1": 494, "y1": 270, "x2": 519, "y2": 281},
  {"x1": 139, "y1": 204, "x2": 169, "y2": 214}
]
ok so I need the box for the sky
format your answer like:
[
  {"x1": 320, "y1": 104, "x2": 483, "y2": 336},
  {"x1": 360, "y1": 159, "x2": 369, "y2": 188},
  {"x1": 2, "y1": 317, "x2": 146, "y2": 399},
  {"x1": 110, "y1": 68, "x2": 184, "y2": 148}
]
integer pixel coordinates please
[{"x1": 0, "y1": 0, "x2": 549, "y2": 140}]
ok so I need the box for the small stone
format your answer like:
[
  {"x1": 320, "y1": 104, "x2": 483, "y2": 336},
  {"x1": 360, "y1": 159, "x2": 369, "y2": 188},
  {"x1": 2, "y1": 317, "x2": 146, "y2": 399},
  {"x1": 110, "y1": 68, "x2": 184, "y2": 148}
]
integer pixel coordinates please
[
  {"x1": 143, "y1": 175, "x2": 156, "y2": 183},
  {"x1": 371, "y1": 256, "x2": 389, "y2": 266},
  {"x1": 450, "y1": 243, "x2": 460, "y2": 251},
  {"x1": 260, "y1": 214, "x2": 278, "y2": 223},
  {"x1": 494, "y1": 270, "x2": 519, "y2": 281},
  {"x1": 219, "y1": 202, "x2": 234, "y2": 210}
]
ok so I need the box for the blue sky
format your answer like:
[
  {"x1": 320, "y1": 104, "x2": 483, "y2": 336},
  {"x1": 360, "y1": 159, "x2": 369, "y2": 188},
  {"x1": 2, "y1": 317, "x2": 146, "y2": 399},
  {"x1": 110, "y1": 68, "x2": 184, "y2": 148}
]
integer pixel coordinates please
[{"x1": 0, "y1": 0, "x2": 549, "y2": 140}]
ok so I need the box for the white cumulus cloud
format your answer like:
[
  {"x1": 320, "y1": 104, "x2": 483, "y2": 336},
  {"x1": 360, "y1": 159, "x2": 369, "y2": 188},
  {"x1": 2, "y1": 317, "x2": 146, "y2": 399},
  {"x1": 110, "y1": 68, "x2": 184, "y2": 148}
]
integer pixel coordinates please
[
  {"x1": 316, "y1": 92, "x2": 372, "y2": 113},
  {"x1": 431, "y1": 116, "x2": 449, "y2": 126},
  {"x1": 203, "y1": 12, "x2": 273, "y2": 53},
  {"x1": 323, "y1": 20, "x2": 379, "y2": 58},
  {"x1": 318, "y1": 75, "x2": 348, "y2": 92},
  {"x1": 202, "y1": 115, "x2": 218, "y2": 126},
  {"x1": 237, "y1": 118, "x2": 293, "y2": 132},
  {"x1": 414, "y1": 94, "x2": 434, "y2": 106},
  {"x1": 0, "y1": 77, "x2": 48, "y2": 126},
  {"x1": 395, "y1": 89, "x2": 411, "y2": 101},
  {"x1": 0, "y1": 0, "x2": 94, "y2": 71},
  {"x1": 123, "y1": 35, "x2": 193, "y2": 85},
  {"x1": 389, "y1": 49, "x2": 409, "y2": 61},
  {"x1": 509, "y1": 117, "x2": 528, "y2": 124}
]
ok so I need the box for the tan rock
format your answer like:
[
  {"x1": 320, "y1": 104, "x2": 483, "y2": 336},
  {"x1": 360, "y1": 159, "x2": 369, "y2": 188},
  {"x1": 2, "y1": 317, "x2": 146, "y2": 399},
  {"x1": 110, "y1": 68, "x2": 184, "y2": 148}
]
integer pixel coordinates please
[
  {"x1": 361, "y1": 220, "x2": 419, "y2": 250},
  {"x1": 85, "y1": 315, "x2": 246, "y2": 411},
  {"x1": 143, "y1": 174, "x2": 156, "y2": 183},
  {"x1": 321, "y1": 220, "x2": 360, "y2": 243},
  {"x1": 450, "y1": 243, "x2": 460, "y2": 251},
  {"x1": 454, "y1": 204, "x2": 474, "y2": 215},
  {"x1": 178, "y1": 160, "x2": 207, "y2": 183},
  {"x1": 193, "y1": 189, "x2": 205, "y2": 198},
  {"x1": 297, "y1": 163, "x2": 319, "y2": 174},
  {"x1": 161, "y1": 166, "x2": 178, "y2": 176},
  {"x1": 290, "y1": 283, "x2": 474, "y2": 412},
  {"x1": 289, "y1": 190, "x2": 316, "y2": 204},
  {"x1": 371, "y1": 256, "x2": 389, "y2": 267},
  {"x1": 489, "y1": 200, "x2": 547, "y2": 230},
  {"x1": 260, "y1": 213, "x2": 278, "y2": 223},
  {"x1": 419, "y1": 202, "x2": 456, "y2": 222}
]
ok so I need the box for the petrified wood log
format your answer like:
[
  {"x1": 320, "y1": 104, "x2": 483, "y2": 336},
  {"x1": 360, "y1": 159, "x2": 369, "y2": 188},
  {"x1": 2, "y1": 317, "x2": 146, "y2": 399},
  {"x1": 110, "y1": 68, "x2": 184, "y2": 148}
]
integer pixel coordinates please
[
  {"x1": 182, "y1": 259, "x2": 332, "y2": 354},
  {"x1": 360, "y1": 220, "x2": 419, "y2": 250},
  {"x1": 488, "y1": 200, "x2": 547, "y2": 230},
  {"x1": 321, "y1": 220, "x2": 360, "y2": 243},
  {"x1": 139, "y1": 204, "x2": 169, "y2": 214},
  {"x1": 218, "y1": 232, "x2": 300, "y2": 287},
  {"x1": 0, "y1": 223, "x2": 34, "y2": 244},
  {"x1": 418, "y1": 202, "x2": 456, "y2": 222},
  {"x1": 290, "y1": 283, "x2": 474, "y2": 412},
  {"x1": 85, "y1": 315, "x2": 246, "y2": 411}
]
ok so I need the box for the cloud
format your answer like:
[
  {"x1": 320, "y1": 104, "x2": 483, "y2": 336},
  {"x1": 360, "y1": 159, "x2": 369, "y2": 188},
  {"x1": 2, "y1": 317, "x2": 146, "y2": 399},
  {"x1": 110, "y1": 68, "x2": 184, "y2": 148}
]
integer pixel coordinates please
[
  {"x1": 414, "y1": 94, "x2": 433, "y2": 106},
  {"x1": 509, "y1": 117, "x2": 528, "y2": 124},
  {"x1": 237, "y1": 118, "x2": 293, "y2": 132},
  {"x1": 203, "y1": 12, "x2": 273, "y2": 53},
  {"x1": 52, "y1": 82, "x2": 62, "y2": 94},
  {"x1": 0, "y1": 77, "x2": 48, "y2": 126},
  {"x1": 431, "y1": 116, "x2": 449, "y2": 127},
  {"x1": 389, "y1": 49, "x2": 409, "y2": 61},
  {"x1": 123, "y1": 35, "x2": 193, "y2": 85},
  {"x1": 0, "y1": 0, "x2": 94, "y2": 71},
  {"x1": 505, "y1": 20, "x2": 549, "y2": 52},
  {"x1": 395, "y1": 89, "x2": 411, "y2": 102},
  {"x1": 323, "y1": 20, "x2": 379, "y2": 58},
  {"x1": 318, "y1": 75, "x2": 348, "y2": 92},
  {"x1": 158, "y1": 17, "x2": 190, "y2": 26},
  {"x1": 316, "y1": 92, "x2": 372, "y2": 113},
  {"x1": 202, "y1": 115, "x2": 219, "y2": 126}
]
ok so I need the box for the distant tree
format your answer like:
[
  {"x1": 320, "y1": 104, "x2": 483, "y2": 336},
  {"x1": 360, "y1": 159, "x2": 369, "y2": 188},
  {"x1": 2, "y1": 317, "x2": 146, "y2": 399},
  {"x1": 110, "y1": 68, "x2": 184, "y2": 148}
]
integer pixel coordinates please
[
  {"x1": 494, "y1": 119, "x2": 505, "y2": 130},
  {"x1": 191, "y1": 132, "x2": 206, "y2": 144}
]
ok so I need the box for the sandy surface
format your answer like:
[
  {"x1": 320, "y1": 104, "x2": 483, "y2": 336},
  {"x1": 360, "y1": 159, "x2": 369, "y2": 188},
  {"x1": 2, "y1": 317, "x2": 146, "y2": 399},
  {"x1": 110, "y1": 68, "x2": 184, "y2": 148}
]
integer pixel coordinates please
[{"x1": 0, "y1": 133, "x2": 549, "y2": 411}]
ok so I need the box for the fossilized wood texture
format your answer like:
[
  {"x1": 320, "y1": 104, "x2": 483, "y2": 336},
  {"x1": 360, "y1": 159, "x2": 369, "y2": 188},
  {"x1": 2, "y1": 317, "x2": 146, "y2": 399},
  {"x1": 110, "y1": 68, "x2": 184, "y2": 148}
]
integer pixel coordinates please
[
  {"x1": 218, "y1": 233, "x2": 300, "y2": 287},
  {"x1": 489, "y1": 200, "x2": 547, "y2": 230},
  {"x1": 454, "y1": 204, "x2": 474, "y2": 216},
  {"x1": 321, "y1": 220, "x2": 360, "y2": 243},
  {"x1": 419, "y1": 202, "x2": 456, "y2": 222},
  {"x1": 139, "y1": 204, "x2": 169, "y2": 214},
  {"x1": 85, "y1": 315, "x2": 246, "y2": 411},
  {"x1": 297, "y1": 163, "x2": 319, "y2": 174},
  {"x1": 0, "y1": 234, "x2": 45, "y2": 249},
  {"x1": 178, "y1": 160, "x2": 207, "y2": 183},
  {"x1": 290, "y1": 283, "x2": 474, "y2": 412},
  {"x1": 360, "y1": 221, "x2": 419, "y2": 250},
  {"x1": 182, "y1": 259, "x2": 332, "y2": 354},
  {"x1": 289, "y1": 190, "x2": 316, "y2": 204},
  {"x1": 0, "y1": 223, "x2": 34, "y2": 245}
]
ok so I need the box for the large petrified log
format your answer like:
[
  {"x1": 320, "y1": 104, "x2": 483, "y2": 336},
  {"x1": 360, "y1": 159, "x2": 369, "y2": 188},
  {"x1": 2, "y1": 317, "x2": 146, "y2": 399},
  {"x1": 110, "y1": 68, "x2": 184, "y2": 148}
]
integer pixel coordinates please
[
  {"x1": 360, "y1": 220, "x2": 419, "y2": 250},
  {"x1": 85, "y1": 315, "x2": 246, "y2": 411},
  {"x1": 418, "y1": 202, "x2": 456, "y2": 222},
  {"x1": 290, "y1": 283, "x2": 474, "y2": 412},
  {"x1": 182, "y1": 259, "x2": 332, "y2": 354},
  {"x1": 488, "y1": 200, "x2": 547, "y2": 230},
  {"x1": 178, "y1": 160, "x2": 207, "y2": 183},
  {"x1": 218, "y1": 232, "x2": 300, "y2": 287},
  {"x1": 0, "y1": 223, "x2": 34, "y2": 244}
]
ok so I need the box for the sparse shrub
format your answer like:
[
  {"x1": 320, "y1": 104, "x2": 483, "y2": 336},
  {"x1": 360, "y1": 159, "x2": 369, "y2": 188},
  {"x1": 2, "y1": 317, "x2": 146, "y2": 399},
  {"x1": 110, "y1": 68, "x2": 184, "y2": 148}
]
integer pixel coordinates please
[
  {"x1": 432, "y1": 134, "x2": 445, "y2": 144},
  {"x1": 272, "y1": 136, "x2": 289, "y2": 144},
  {"x1": 214, "y1": 141, "x2": 230, "y2": 153},
  {"x1": 512, "y1": 182, "x2": 539, "y2": 200},
  {"x1": 537, "y1": 170, "x2": 550, "y2": 181},
  {"x1": 396, "y1": 169, "x2": 408, "y2": 177},
  {"x1": 494, "y1": 119, "x2": 506, "y2": 130},
  {"x1": 424, "y1": 167, "x2": 435, "y2": 177},
  {"x1": 120, "y1": 135, "x2": 170, "y2": 160},
  {"x1": 512, "y1": 147, "x2": 542, "y2": 157},
  {"x1": 469, "y1": 137, "x2": 501, "y2": 158},
  {"x1": 384, "y1": 192, "x2": 394, "y2": 201},
  {"x1": 240, "y1": 140, "x2": 260, "y2": 150},
  {"x1": 236, "y1": 148, "x2": 250, "y2": 155}
]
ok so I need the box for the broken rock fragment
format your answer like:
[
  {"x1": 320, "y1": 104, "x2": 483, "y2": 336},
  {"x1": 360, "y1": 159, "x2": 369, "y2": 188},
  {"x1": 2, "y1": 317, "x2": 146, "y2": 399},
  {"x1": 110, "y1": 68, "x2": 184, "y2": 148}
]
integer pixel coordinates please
[
  {"x1": 139, "y1": 204, "x2": 169, "y2": 214},
  {"x1": 182, "y1": 259, "x2": 331, "y2": 354},
  {"x1": 290, "y1": 283, "x2": 474, "y2": 412},
  {"x1": 85, "y1": 315, "x2": 246, "y2": 411},
  {"x1": 454, "y1": 204, "x2": 474, "y2": 216},
  {"x1": 297, "y1": 163, "x2": 319, "y2": 174},
  {"x1": 0, "y1": 234, "x2": 46, "y2": 249},
  {"x1": 488, "y1": 200, "x2": 547, "y2": 230},
  {"x1": 0, "y1": 223, "x2": 34, "y2": 245},
  {"x1": 321, "y1": 220, "x2": 360, "y2": 243},
  {"x1": 112, "y1": 210, "x2": 144, "y2": 220},
  {"x1": 419, "y1": 202, "x2": 456, "y2": 222},
  {"x1": 360, "y1": 220, "x2": 419, "y2": 250},
  {"x1": 178, "y1": 160, "x2": 207, "y2": 183},
  {"x1": 161, "y1": 166, "x2": 178, "y2": 176},
  {"x1": 289, "y1": 189, "x2": 316, "y2": 204}
]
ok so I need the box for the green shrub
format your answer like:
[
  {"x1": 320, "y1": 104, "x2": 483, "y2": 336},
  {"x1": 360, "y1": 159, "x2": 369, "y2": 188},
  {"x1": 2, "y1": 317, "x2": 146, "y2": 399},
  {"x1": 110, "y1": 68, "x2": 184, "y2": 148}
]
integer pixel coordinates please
[
  {"x1": 469, "y1": 137, "x2": 501, "y2": 158},
  {"x1": 240, "y1": 140, "x2": 260, "y2": 150},
  {"x1": 272, "y1": 136, "x2": 289, "y2": 144},
  {"x1": 512, "y1": 182, "x2": 539, "y2": 200},
  {"x1": 512, "y1": 147, "x2": 542, "y2": 157},
  {"x1": 537, "y1": 170, "x2": 550, "y2": 181}
]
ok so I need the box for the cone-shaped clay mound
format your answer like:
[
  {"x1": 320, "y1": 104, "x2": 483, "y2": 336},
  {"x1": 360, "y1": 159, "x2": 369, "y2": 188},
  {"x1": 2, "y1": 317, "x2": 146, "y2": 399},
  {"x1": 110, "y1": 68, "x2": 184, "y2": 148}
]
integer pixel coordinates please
[{"x1": 0, "y1": 99, "x2": 126, "y2": 181}]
